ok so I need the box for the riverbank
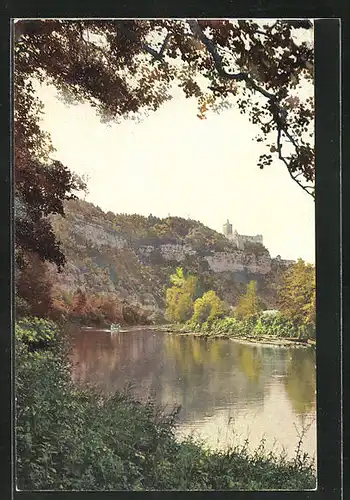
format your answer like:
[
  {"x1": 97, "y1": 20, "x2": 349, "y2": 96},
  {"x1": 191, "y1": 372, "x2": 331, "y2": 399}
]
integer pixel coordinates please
[
  {"x1": 76, "y1": 323, "x2": 316, "y2": 348},
  {"x1": 16, "y1": 317, "x2": 316, "y2": 490},
  {"x1": 151, "y1": 325, "x2": 316, "y2": 348}
]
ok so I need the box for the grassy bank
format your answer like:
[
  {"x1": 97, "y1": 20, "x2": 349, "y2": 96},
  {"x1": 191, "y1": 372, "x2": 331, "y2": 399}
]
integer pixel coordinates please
[
  {"x1": 166, "y1": 313, "x2": 316, "y2": 346},
  {"x1": 16, "y1": 318, "x2": 316, "y2": 491}
]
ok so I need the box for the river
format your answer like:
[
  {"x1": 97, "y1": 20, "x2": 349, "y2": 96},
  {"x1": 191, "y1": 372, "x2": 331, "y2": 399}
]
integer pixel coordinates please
[{"x1": 69, "y1": 326, "x2": 316, "y2": 460}]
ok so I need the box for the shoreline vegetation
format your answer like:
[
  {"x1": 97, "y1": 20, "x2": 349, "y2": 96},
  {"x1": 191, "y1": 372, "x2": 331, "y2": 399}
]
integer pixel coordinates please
[
  {"x1": 16, "y1": 317, "x2": 316, "y2": 491},
  {"x1": 78, "y1": 323, "x2": 316, "y2": 350},
  {"x1": 152, "y1": 323, "x2": 316, "y2": 348},
  {"x1": 163, "y1": 264, "x2": 316, "y2": 348}
]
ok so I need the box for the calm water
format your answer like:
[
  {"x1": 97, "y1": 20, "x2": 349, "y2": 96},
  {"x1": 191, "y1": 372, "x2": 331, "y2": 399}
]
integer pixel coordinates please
[{"x1": 69, "y1": 327, "x2": 316, "y2": 459}]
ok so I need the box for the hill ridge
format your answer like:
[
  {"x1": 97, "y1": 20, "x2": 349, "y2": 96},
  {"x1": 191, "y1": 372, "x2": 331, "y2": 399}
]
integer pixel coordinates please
[{"x1": 50, "y1": 199, "x2": 289, "y2": 321}]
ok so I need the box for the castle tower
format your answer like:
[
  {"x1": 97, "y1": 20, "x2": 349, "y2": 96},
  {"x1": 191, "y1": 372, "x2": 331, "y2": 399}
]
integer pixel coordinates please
[
  {"x1": 223, "y1": 219, "x2": 233, "y2": 237},
  {"x1": 257, "y1": 234, "x2": 263, "y2": 245}
]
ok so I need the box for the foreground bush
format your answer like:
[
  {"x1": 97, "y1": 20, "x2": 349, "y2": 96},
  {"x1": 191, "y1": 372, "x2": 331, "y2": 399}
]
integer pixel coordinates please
[
  {"x1": 15, "y1": 317, "x2": 63, "y2": 350},
  {"x1": 16, "y1": 320, "x2": 316, "y2": 491}
]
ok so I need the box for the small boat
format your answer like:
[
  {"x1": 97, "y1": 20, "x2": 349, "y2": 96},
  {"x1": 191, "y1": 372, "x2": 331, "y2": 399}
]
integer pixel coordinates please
[{"x1": 110, "y1": 323, "x2": 121, "y2": 333}]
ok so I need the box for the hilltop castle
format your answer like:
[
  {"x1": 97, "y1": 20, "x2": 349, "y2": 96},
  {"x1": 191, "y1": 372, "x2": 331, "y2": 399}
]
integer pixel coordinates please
[
  {"x1": 223, "y1": 219, "x2": 295, "y2": 266},
  {"x1": 223, "y1": 219, "x2": 263, "y2": 250}
]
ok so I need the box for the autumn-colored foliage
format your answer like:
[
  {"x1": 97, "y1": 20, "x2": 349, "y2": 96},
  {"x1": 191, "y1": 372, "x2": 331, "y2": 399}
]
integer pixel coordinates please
[
  {"x1": 191, "y1": 290, "x2": 226, "y2": 325},
  {"x1": 165, "y1": 267, "x2": 200, "y2": 323},
  {"x1": 277, "y1": 259, "x2": 315, "y2": 329},
  {"x1": 49, "y1": 288, "x2": 150, "y2": 326},
  {"x1": 235, "y1": 281, "x2": 264, "y2": 320},
  {"x1": 16, "y1": 258, "x2": 151, "y2": 327},
  {"x1": 165, "y1": 268, "x2": 228, "y2": 326}
]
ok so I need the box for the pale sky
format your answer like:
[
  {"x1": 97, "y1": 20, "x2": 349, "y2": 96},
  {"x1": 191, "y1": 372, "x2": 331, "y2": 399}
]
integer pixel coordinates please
[{"x1": 37, "y1": 81, "x2": 315, "y2": 263}]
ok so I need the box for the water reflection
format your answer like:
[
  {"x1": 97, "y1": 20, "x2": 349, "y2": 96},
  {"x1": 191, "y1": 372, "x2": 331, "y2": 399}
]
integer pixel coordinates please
[
  {"x1": 69, "y1": 328, "x2": 316, "y2": 458},
  {"x1": 283, "y1": 349, "x2": 316, "y2": 415}
]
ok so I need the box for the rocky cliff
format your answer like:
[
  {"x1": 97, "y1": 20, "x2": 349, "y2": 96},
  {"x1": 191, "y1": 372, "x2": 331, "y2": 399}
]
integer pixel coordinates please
[{"x1": 50, "y1": 199, "x2": 290, "y2": 321}]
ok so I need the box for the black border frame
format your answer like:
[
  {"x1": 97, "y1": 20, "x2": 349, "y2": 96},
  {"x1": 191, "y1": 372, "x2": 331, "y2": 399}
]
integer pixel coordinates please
[
  {"x1": 0, "y1": 4, "x2": 344, "y2": 500},
  {"x1": 314, "y1": 19, "x2": 341, "y2": 497}
]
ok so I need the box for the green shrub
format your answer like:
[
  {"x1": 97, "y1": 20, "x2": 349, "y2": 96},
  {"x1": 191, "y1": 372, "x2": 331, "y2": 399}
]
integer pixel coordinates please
[
  {"x1": 15, "y1": 317, "x2": 61, "y2": 350},
  {"x1": 254, "y1": 313, "x2": 298, "y2": 338},
  {"x1": 186, "y1": 312, "x2": 315, "y2": 341},
  {"x1": 16, "y1": 339, "x2": 179, "y2": 490}
]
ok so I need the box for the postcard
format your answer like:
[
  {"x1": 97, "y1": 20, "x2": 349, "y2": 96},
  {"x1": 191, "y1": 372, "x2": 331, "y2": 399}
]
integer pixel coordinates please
[{"x1": 13, "y1": 18, "x2": 323, "y2": 492}]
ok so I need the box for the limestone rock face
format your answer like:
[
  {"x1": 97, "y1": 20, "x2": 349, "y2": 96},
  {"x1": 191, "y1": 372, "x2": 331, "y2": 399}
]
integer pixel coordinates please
[
  {"x1": 204, "y1": 251, "x2": 271, "y2": 274},
  {"x1": 159, "y1": 244, "x2": 196, "y2": 261},
  {"x1": 69, "y1": 216, "x2": 127, "y2": 250}
]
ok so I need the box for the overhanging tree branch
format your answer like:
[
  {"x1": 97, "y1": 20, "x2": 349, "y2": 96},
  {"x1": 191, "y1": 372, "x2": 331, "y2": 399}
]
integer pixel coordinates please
[
  {"x1": 116, "y1": 19, "x2": 314, "y2": 198},
  {"x1": 276, "y1": 128, "x2": 314, "y2": 197},
  {"x1": 187, "y1": 20, "x2": 277, "y2": 102},
  {"x1": 187, "y1": 20, "x2": 314, "y2": 198},
  {"x1": 115, "y1": 22, "x2": 172, "y2": 62}
]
